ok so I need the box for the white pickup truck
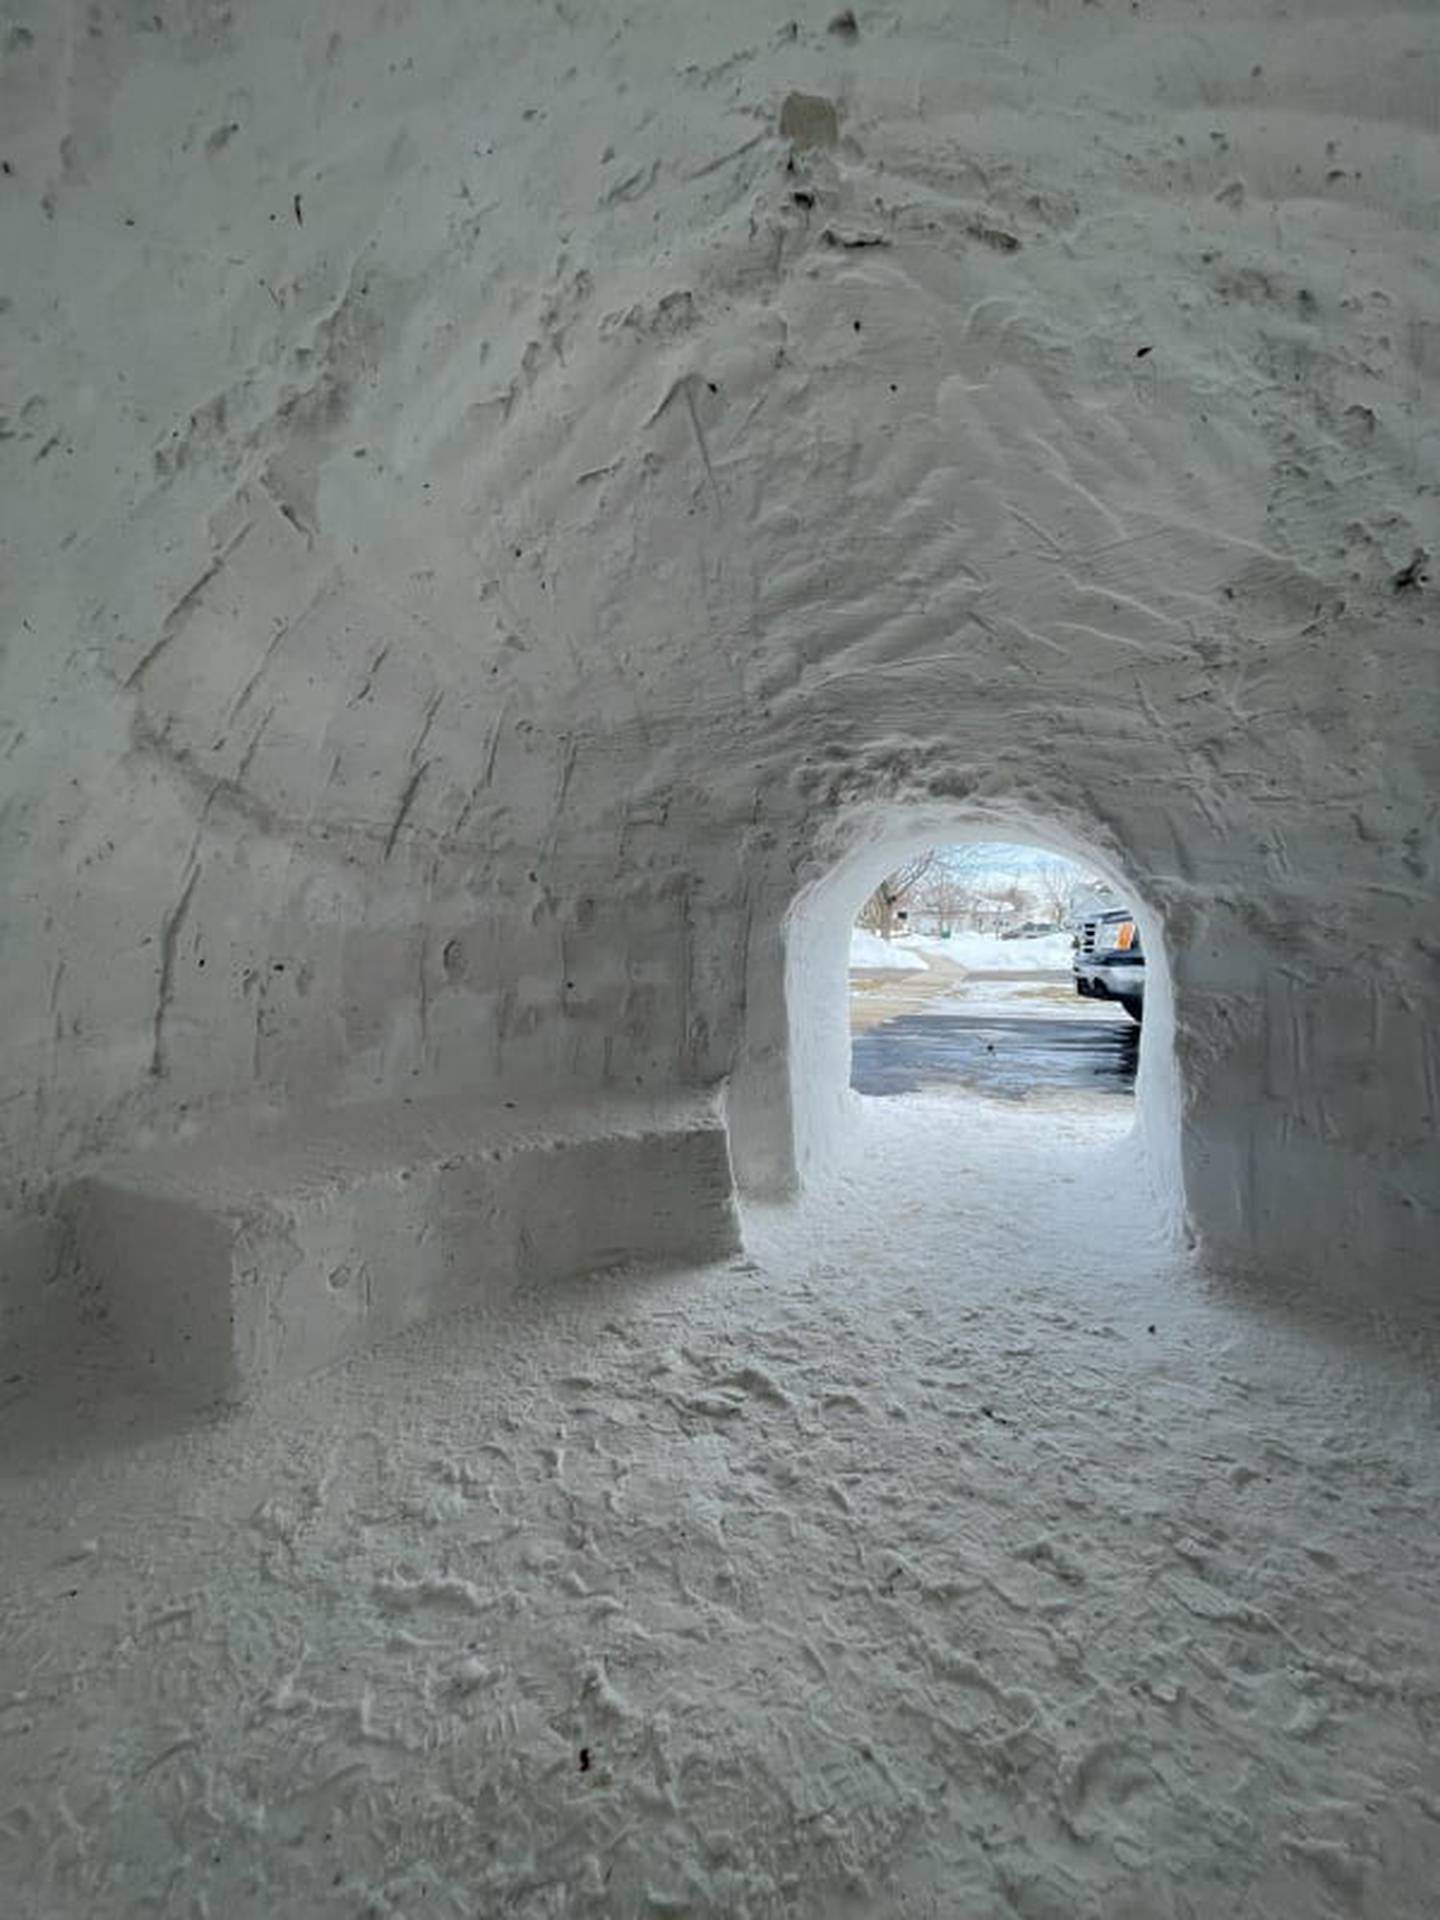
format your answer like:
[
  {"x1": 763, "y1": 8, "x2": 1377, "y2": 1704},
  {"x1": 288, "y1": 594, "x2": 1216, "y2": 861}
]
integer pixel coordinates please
[{"x1": 1073, "y1": 908, "x2": 1145, "y2": 1024}]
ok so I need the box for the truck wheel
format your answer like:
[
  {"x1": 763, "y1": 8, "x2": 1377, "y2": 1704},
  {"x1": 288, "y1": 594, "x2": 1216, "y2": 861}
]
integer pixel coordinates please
[{"x1": 1119, "y1": 996, "x2": 1143, "y2": 1025}]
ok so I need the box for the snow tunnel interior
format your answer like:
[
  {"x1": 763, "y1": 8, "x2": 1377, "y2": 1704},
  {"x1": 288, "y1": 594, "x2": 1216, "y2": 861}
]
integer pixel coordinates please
[{"x1": 2, "y1": 0, "x2": 1437, "y2": 1390}]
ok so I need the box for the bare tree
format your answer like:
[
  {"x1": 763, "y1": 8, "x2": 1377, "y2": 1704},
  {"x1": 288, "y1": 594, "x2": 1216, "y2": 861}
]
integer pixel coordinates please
[
  {"x1": 859, "y1": 845, "x2": 1009, "y2": 938},
  {"x1": 1032, "y1": 859, "x2": 1088, "y2": 927},
  {"x1": 857, "y1": 851, "x2": 939, "y2": 940},
  {"x1": 915, "y1": 846, "x2": 990, "y2": 932},
  {"x1": 858, "y1": 847, "x2": 1106, "y2": 942},
  {"x1": 977, "y1": 879, "x2": 1034, "y2": 933},
  {"x1": 919, "y1": 868, "x2": 975, "y2": 933}
]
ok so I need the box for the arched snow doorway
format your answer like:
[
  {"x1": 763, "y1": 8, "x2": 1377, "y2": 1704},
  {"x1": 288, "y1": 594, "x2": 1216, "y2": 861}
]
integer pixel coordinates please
[{"x1": 729, "y1": 808, "x2": 1184, "y2": 1246}]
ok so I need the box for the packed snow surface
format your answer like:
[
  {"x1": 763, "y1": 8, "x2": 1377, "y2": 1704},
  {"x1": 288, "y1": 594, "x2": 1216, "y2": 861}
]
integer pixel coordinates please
[
  {"x1": 848, "y1": 929, "x2": 930, "y2": 972},
  {"x1": 3, "y1": 1091, "x2": 1437, "y2": 1918}
]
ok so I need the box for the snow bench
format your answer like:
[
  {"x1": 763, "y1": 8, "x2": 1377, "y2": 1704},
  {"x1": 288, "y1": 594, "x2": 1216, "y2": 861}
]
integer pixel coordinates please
[{"x1": 65, "y1": 1092, "x2": 739, "y2": 1404}]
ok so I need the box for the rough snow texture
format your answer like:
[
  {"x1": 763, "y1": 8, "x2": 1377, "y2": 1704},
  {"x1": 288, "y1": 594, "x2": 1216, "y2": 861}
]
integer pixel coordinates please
[
  {"x1": 3, "y1": 1096, "x2": 1438, "y2": 1918},
  {"x1": 2, "y1": 0, "x2": 1439, "y2": 1351},
  {"x1": 849, "y1": 929, "x2": 929, "y2": 972}
]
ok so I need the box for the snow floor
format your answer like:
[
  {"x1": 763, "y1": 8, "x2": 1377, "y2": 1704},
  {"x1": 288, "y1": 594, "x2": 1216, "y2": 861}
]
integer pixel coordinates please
[{"x1": 3, "y1": 1092, "x2": 1439, "y2": 1918}]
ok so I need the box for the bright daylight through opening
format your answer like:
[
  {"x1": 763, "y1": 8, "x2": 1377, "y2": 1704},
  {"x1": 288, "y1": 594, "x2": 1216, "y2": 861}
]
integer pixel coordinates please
[
  {"x1": 849, "y1": 844, "x2": 1141, "y2": 1109},
  {"x1": 768, "y1": 817, "x2": 1183, "y2": 1243}
]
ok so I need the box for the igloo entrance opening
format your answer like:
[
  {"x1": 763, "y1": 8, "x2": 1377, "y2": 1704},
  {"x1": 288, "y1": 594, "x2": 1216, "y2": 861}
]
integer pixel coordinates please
[
  {"x1": 731, "y1": 811, "x2": 1185, "y2": 1249},
  {"x1": 847, "y1": 843, "x2": 1140, "y2": 1111}
]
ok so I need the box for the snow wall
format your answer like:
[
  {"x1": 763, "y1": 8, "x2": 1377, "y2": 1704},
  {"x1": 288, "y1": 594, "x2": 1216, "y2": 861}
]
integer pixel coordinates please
[{"x1": 2, "y1": 0, "x2": 1437, "y2": 1363}]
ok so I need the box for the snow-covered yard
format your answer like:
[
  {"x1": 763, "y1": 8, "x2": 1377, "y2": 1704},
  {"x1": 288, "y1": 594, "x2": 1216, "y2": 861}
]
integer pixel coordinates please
[
  {"x1": 850, "y1": 930, "x2": 1076, "y2": 974},
  {"x1": 3, "y1": 1093, "x2": 1436, "y2": 1918},
  {"x1": 849, "y1": 928, "x2": 930, "y2": 972}
]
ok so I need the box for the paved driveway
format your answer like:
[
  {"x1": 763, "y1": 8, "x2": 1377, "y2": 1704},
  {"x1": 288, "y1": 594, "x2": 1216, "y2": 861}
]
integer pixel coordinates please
[{"x1": 850, "y1": 971, "x2": 1138, "y2": 1100}]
